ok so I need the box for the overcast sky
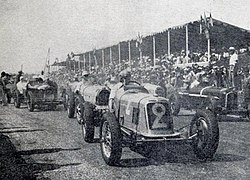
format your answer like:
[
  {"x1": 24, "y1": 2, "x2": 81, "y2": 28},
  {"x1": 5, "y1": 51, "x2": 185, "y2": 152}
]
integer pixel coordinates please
[{"x1": 1, "y1": 0, "x2": 250, "y2": 73}]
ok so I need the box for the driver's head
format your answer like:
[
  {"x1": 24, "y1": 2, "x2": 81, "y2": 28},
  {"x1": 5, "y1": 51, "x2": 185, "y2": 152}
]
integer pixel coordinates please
[
  {"x1": 119, "y1": 69, "x2": 131, "y2": 85},
  {"x1": 81, "y1": 71, "x2": 90, "y2": 81},
  {"x1": 20, "y1": 76, "x2": 24, "y2": 81}
]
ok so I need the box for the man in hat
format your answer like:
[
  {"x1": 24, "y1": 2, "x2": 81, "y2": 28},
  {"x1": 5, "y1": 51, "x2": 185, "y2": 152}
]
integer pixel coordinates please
[
  {"x1": 0, "y1": 71, "x2": 7, "y2": 105},
  {"x1": 16, "y1": 76, "x2": 28, "y2": 95},
  {"x1": 15, "y1": 70, "x2": 23, "y2": 84},
  {"x1": 229, "y1": 47, "x2": 238, "y2": 87},
  {"x1": 108, "y1": 69, "x2": 131, "y2": 112}
]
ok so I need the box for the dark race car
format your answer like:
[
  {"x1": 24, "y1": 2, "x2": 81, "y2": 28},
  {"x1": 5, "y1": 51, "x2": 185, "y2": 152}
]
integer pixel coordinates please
[
  {"x1": 167, "y1": 85, "x2": 247, "y2": 117},
  {"x1": 14, "y1": 78, "x2": 62, "y2": 111},
  {"x1": 142, "y1": 82, "x2": 248, "y2": 119}
]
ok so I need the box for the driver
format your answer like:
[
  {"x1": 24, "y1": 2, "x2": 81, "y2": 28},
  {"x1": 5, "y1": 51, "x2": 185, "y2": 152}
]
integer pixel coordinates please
[{"x1": 108, "y1": 69, "x2": 131, "y2": 112}]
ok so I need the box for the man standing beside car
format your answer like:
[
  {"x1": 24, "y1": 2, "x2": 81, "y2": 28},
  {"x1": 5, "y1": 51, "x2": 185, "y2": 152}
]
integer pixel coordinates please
[
  {"x1": 243, "y1": 71, "x2": 250, "y2": 112},
  {"x1": 0, "y1": 71, "x2": 7, "y2": 106},
  {"x1": 229, "y1": 47, "x2": 238, "y2": 87}
]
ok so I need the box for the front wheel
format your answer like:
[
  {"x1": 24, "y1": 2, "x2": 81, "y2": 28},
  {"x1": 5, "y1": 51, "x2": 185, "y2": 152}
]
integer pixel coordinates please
[
  {"x1": 14, "y1": 92, "x2": 21, "y2": 108},
  {"x1": 100, "y1": 112, "x2": 122, "y2": 166},
  {"x1": 82, "y1": 102, "x2": 95, "y2": 143},
  {"x1": 27, "y1": 93, "x2": 34, "y2": 112},
  {"x1": 190, "y1": 109, "x2": 219, "y2": 160},
  {"x1": 67, "y1": 92, "x2": 75, "y2": 118}
]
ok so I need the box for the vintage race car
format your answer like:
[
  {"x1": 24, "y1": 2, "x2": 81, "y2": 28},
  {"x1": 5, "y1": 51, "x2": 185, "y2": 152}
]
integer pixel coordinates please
[
  {"x1": 143, "y1": 83, "x2": 244, "y2": 117},
  {"x1": 168, "y1": 86, "x2": 241, "y2": 116},
  {"x1": 78, "y1": 81, "x2": 219, "y2": 166},
  {"x1": 14, "y1": 78, "x2": 62, "y2": 111}
]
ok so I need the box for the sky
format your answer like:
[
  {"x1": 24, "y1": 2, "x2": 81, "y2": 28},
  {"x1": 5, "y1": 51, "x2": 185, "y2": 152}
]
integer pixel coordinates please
[{"x1": 1, "y1": 0, "x2": 250, "y2": 73}]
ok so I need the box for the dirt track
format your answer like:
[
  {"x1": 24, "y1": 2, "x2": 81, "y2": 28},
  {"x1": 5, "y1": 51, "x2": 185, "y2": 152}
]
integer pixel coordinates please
[{"x1": 0, "y1": 105, "x2": 250, "y2": 180}]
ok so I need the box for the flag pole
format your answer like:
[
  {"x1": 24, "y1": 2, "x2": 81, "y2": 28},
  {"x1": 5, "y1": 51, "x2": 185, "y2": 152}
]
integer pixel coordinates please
[
  {"x1": 185, "y1": 24, "x2": 189, "y2": 58},
  {"x1": 110, "y1": 47, "x2": 112, "y2": 64},
  {"x1": 128, "y1": 41, "x2": 131, "y2": 67},
  {"x1": 118, "y1": 43, "x2": 121, "y2": 65},
  {"x1": 102, "y1": 49, "x2": 104, "y2": 68},
  {"x1": 153, "y1": 35, "x2": 156, "y2": 67},
  {"x1": 208, "y1": 38, "x2": 211, "y2": 62},
  {"x1": 83, "y1": 53, "x2": 86, "y2": 70},
  {"x1": 89, "y1": 52, "x2": 91, "y2": 72},
  {"x1": 167, "y1": 30, "x2": 171, "y2": 56},
  {"x1": 78, "y1": 57, "x2": 81, "y2": 70}
]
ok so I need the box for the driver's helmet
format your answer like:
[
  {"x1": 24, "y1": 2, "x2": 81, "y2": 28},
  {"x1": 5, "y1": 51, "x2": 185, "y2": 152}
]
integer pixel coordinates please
[
  {"x1": 119, "y1": 69, "x2": 131, "y2": 82},
  {"x1": 82, "y1": 70, "x2": 89, "y2": 77}
]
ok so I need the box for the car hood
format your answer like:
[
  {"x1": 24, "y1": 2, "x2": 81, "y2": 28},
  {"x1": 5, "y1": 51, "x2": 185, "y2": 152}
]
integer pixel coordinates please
[{"x1": 187, "y1": 86, "x2": 234, "y2": 97}]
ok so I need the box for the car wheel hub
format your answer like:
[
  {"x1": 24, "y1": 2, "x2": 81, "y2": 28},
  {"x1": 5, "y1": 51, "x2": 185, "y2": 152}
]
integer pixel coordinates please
[
  {"x1": 76, "y1": 105, "x2": 83, "y2": 124},
  {"x1": 101, "y1": 121, "x2": 112, "y2": 158},
  {"x1": 192, "y1": 117, "x2": 209, "y2": 149}
]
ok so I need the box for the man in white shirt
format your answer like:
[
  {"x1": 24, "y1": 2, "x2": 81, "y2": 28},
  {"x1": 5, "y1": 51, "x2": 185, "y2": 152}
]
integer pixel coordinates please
[
  {"x1": 16, "y1": 76, "x2": 27, "y2": 94},
  {"x1": 109, "y1": 69, "x2": 131, "y2": 112},
  {"x1": 229, "y1": 47, "x2": 238, "y2": 87}
]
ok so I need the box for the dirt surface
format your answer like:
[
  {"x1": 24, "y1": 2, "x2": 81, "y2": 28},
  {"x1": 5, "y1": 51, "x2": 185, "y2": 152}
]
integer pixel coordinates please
[{"x1": 0, "y1": 105, "x2": 250, "y2": 180}]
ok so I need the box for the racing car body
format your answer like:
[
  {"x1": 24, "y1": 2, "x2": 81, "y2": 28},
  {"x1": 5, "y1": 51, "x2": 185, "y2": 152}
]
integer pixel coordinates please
[
  {"x1": 98, "y1": 81, "x2": 219, "y2": 166},
  {"x1": 14, "y1": 78, "x2": 62, "y2": 111},
  {"x1": 169, "y1": 86, "x2": 239, "y2": 116}
]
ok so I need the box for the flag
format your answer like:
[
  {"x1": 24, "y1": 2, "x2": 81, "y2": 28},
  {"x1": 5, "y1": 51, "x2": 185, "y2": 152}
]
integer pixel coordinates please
[
  {"x1": 136, "y1": 33, "x2": 143, "y2": 48},
  {"x1": 200, "y1": 15, "x2": 203, "y2": 34},
  {"x1": 204, "y1": 12, "x2": 208, "y2": 28},
  {"x1": 209, "y1": 13, "x2": 213, "y2": 26}
]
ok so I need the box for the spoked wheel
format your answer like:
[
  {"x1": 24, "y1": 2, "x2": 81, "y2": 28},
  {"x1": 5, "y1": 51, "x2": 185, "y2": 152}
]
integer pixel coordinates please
[
  {"x1": 14, "y1": 92, "x2": 21, "y2": 108},
  {"x1": 190, "y1": 110, "x2": 219, "y2": 160},
  {"x1": 67, "y1": 92, "x2": 75, "y2": 118},
  {"x1": 82, "y1": 102, "x2": 94, "y2": 143},
  {"x1": 27, "y1": 95, "x2": 34, "y2": 112},
  {"x1": 76, "y1": 103, "x2": 84, "y2": 124},
  {"x1": 48, "y1": 104, "x2": 57, "y2": 111},
  {"x1": 63, "y1": 93, "x2": 68, "y2": 111},
  {"x1": 169, "y1": 94, "x2": 180, "y2": 116},
  {"x1": 100, "y1": 112, "x2": 122, "y2": 166}
]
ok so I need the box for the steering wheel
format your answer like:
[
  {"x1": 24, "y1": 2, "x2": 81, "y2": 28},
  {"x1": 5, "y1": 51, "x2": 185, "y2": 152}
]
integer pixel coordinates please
[{"x1": 124, "y1": 81, "x2": 149, "y2": 93}]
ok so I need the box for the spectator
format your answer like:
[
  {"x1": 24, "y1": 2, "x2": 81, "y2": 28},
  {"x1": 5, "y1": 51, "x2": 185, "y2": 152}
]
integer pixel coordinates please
[{"x1": 229, "y1": 47, "x2": 238, "y2": 87}]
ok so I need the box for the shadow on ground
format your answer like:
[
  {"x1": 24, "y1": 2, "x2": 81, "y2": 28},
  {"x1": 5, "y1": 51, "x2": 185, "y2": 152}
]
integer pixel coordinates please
[
  {"x1": 218, "y1": 115, "x2": 250, "y2": 122},
  {"x1": 0, "y1": 133, "x2": 81, "y2": 180},
  {"x1": 118, "y1": 142, "x2": 247, "y2": 168}
]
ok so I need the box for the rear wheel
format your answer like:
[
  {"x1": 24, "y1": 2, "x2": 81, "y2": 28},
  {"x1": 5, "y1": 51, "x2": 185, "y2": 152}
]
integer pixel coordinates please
[
  {"x1": 76, "y1": 103, "x2": 84, "y2": 124},
  {"x1": 169, "y1": 94, "x2": 181, "y2": 116},
  {"x1": 190, "y1": 109, "x2": 219, "y2": 160},
  {"x1": 14, "y1": 91, "x2": 21, "y2": 108},
  {"x1": 27, "y1": 92, "x2": 34, "y2": 112},
  {"x1": 62, "y1": 91, "x2": 68, "y2": 111},
  {"x1": 48, "y1": 104, "x2": 57, "y2": 111},
  {"x1": 82, "y1": 102, "x2": 95, "y2": 143},
  {"x1": 100, "y1": 112, "x2": 122, "y2": 166},
  {"x1": 67, "y1": 92, "x2": 75, "y2": 118}
]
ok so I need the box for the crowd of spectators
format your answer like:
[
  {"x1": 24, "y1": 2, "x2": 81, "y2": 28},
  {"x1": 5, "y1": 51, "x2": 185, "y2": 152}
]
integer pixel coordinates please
[
  {"x1": 49, "y1": 46, "x2": 250, "y2": 93},
  {"x1": 1, "y1": 46, "x2": 250, "y2": 106}
]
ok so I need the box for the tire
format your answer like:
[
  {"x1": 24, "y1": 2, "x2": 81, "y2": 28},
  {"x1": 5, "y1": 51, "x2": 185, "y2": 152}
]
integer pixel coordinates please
[
  {"x1": 62, "y1": 92, "x2": 68, "y2": 111},
  {"x1": 75, "y1": 95, "x2": 84, "y2": 123},
  {"x1": 27, "y1": 92, "x2": 34, "y2": 112},
  {"x1": 82, "y1": 102, "x2": 95, "y2": 143},
  {"x1": 169, "y1": 94, "x2": 181, "y2": 116},
  {"x1": 6, "y1": 93, "x2": 11, "y2": 104},
  {"x1": 48, "y1": 104, "x2": 57, "y2": 111},
  {"x1": 100, "y1": 112, "x2": 122, "y2": 166},
  {"x1": 76, "y1": 102, "x2": 84, "y2": 124},
  {"x1": 67, "y1": 92, "x2": 75, "y2": 118},
  {"x1": 14, "y1": 92, "x2": 20, "y2": 108},
  {"x1": 190, "y1": 109, "x2": 219, "y2": 160}
]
